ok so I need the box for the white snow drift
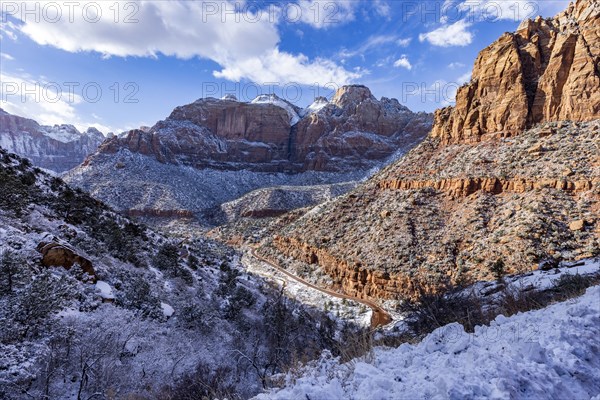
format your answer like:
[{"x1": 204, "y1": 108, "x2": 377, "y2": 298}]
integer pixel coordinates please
[{"x1": 257, "y1": 283, "x2": 600, "y2": 399}]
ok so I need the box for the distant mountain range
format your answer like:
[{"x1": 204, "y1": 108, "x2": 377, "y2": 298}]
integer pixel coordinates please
[{"x1": 0, "y1": 108, "x2": 105, "y2": 172}]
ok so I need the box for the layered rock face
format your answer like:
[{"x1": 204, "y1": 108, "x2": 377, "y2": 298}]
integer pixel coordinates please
[
  {"x1": 432, "y1": 0, "x2": 599, "y2": 144},
  {"x1": 0, "y1": 109, "x2": 105, "y2": 172},
  {"x1": 266, "y1": 0, "x2": 600, "y2": 301},
  {"x1": 294, "y1": 85, "x2": 432, "y2": 171},
  {"x1": 93, "y1": 87, "x2": 432, "y2": 173},
  {"x1": 271, "y1": 121, "x2": 599, "y2": 301},
  {"x1": 68, "y1": 87, "x2": 431, "y2": 219},
  {"x1": 98, "y1": 98, "x2": 294, "y2": 171}
]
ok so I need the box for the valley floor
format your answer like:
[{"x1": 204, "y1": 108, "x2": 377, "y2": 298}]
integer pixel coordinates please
[
  {"x1": 242, "y1": 248, "x2": 373, "y2": 328},
  {"x1": 256, "y1": 261, "x2": 600, "y2": 400}
]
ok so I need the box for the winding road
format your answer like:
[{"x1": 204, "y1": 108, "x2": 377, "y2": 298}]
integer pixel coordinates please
[{"x1": 250, "y1": 249, "x2": 392, "y2": 329}]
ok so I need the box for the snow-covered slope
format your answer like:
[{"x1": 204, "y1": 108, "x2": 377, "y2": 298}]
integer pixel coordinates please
[
  {"x1": 39, "y1": 124, "x2": 82, "y2": 143},
  {"x1": 251, "y1": 94, "x2": 301, "y2": 125},
  {"x1": 0, "y1": 148, "x2": 354, "y2": 399},
  {"x1": 220, "y1": 181, "x2": 358, "y2": 221},
  {"x1": 300, "y1": 96, "x2": 330, "y2": 117},
  {"x1": 64, "y1": 150, "x2": 365, "y2": 222},
  {"x1": 257, "y1": 280, "x2": 600, "y2": 400}
]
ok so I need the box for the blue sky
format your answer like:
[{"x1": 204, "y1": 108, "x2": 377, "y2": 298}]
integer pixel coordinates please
[{"x1": 0, "y1": 0, "x2": 568, "y2": 134}]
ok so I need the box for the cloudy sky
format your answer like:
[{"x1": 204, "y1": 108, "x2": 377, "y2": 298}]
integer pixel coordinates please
[{"x1": 0, "y1": 0, "x2": 568, "y2": 134}]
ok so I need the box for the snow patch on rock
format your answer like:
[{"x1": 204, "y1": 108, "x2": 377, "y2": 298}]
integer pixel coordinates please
[
  {"x1": 300, "y1": 97, "x2": 330, "y2": 117},
  {"x1": 95, "y1": 281, "x2": 115, "y2": 300},
  {"x1": 251, "y1": 94, "x2": 301, "y2": 125},
  {"x1": 161, "y1": 302, "x2": 175, "y2": 318}
]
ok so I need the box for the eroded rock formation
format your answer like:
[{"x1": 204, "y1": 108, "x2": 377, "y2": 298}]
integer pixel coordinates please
[
  {"x1": 93, "y1": 87, "x2": 432, "y2": 173},
  {"x1": 379, "y1": 177, "x2": 598, "y2": 197},
  {"x1": 37, "y1": 241, "x2": 96, "y2": 280},
  {"x1": 432, "y1": 0, "x2": 600, "y2": 144},
  {"x1": 266, "y1": 0, "x2": 600, "y2": 302}
]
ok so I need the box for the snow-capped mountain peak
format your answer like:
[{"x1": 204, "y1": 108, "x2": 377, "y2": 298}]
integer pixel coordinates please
[
  {"x1": 300, "y1": 96, "x2": 330, "y2": 117},
  {"x1": 39, "y1": 124, "x2": 82, "y2": 143},
  {"x1": 222, "y1": 94, "x2": 238, "y2": 101},
  {"x1": 251, "y1": 94, "x2": 301, "y2": 125},
  {"x1": 0, "y1": 110, "x2": 106, "y2": 172}
]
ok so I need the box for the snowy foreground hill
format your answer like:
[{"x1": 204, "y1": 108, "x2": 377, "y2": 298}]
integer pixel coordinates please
[
  {"x1": 258, "y1": 282, "x2": 600, "y2": 400},
  {"x1": 0, "y1": 148, "x2": 364, "y2": 399}
]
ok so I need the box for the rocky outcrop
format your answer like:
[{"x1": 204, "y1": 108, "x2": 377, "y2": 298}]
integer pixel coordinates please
[
  {"x1": 0, "y1": 109, "x2": 105, "y2": 172},
  {"x1": 37, "y1": 241, "x2": 96, "y2": 280},
  {"x1": 271, "y1": 117, "x2": 599, "y2": 300},
  {"x1": 264, "y1": 2, "x2": 600, "y2": 302},
  {"x1": 97, "y1": 99, "x2": 292, "y2": 171},
  {"x1": 293, "y1": 86, "x2": 432, "y2": 171},
  {"x1": 272, "y1": 236, "x2": 437, "y2": 301},
  {"x1": 379, "y1": 177, "x2": 598, "y2": 197},
  {"x1": 92, "y1": 87, "x2": 432, "y2": 173},
  {"x1": 432, "y1": 0, "x2": 600, "y2": 144}
]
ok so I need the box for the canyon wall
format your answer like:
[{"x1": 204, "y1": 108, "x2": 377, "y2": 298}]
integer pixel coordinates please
[
  {"x1": 94, "y1": 86, "x2": 432, "y2": 173},
  {"x1": 432, "y1": 0, "x2": 600, "y2": 145},
  {"x1": 269, "y1": 0, "x2": 600, "y2": 301},
  {"x1": 0, "y1": 109, "x2": 105, "y2": 172}
]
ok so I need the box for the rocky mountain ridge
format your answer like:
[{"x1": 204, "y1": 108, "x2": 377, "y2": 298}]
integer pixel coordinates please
[
  {"x1": 0, "y1": 108, "x2": 105, "y2": 172},
  {"x1": 66, "y1": 86, "x2": 431, "y2": 221},
  {"x1": 432, "y1": 0, "x2": 599, "y2": 144},
  {"x1": 92, "y1": 86, "x2": 432, "y2": 173},
  {"x1": 261, "y1": 0, "x2": 600, "y2": 301}
]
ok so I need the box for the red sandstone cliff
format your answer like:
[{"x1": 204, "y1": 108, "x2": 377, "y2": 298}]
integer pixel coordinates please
[
  {"x1": 265, "y1": 0, "x2": 600, "y2": 301},
  {"x1": 432, "y1": 0, "x2": 599, "y2": 144}
]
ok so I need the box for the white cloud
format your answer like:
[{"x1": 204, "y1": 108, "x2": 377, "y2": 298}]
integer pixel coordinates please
[
  {"x1": 0, "y1": 72, "x2": 115, "y2": 133},
  {"x1": 397, "y1": 38, "x2": 412, "y2": 47},
  {"x1": 419, "y1": 20, "x2": 473, "y2": 47},
  {"x1": 375, "y1": 56, "x2": 394, "y2": 68},
  {"x1": 12, "y1": 1, "x2": 360, "y2": 86},
  {"x1": 213, "y1": 49, "x2": 362, "y2": 85},
  {"x1": 393, "y1": 55, "x2": 412, "y2": 70},
  {"x1": 0, "y1": 53, "x2": 15, "y2": 61},
  {"x1": 0, "y1": 20, "x2": 19, "y2": 41},
  {"x1": 373, "y1": 0, "x2": 391, "y2": 18},
  {"x1": 448, "y1": 62, "x2": 466, "y2": 69},
  {"x1": 339, "y1": 34, "x2": 400, "y2": 59}
]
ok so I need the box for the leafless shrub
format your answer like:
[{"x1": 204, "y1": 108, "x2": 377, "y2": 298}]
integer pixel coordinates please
[{"x1": 400, "y1": 285, "x2": 489, "y2": 336}]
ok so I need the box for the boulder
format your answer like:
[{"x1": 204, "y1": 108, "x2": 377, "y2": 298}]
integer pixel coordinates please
[
  {"x1": 539, "y1": 258, "x2": 559, "y2": 271},
  {"x1": 569, "y1": 220, "x2": 586, "y2": 231},
  {"x1": 37, "y1": 242, "x2": 96, "y2": 280}
]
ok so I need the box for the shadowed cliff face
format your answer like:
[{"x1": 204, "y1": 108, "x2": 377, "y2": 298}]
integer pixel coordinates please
[
  {"x1": 432, "y1": 0, "x2": 600, "y2": 144},
  {"x1": 268, "y1": 0, "x2": 600, "y2": 302},
  {"x1": 0, "y1": 109, "x2": 105, "y2": 172},
  {"x1": 92, "y1": 86, "x2": 432, "y2": 173}
]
